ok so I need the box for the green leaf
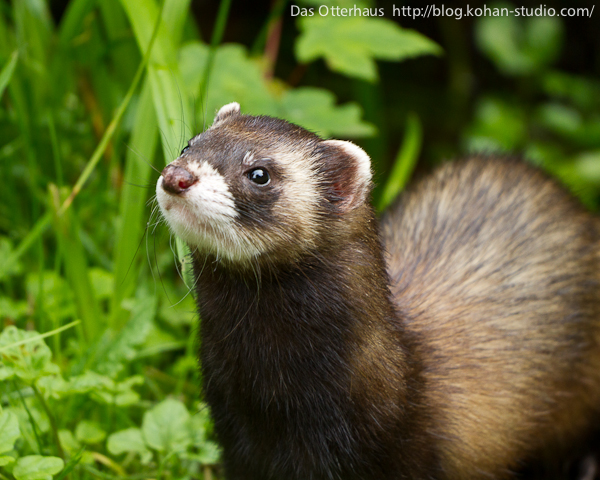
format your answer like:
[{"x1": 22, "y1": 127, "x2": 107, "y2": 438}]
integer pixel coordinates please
[
  {"x1": 75, "y1": 420, "x2": 106, "y2": 444},
  {"x1": 179, "y1": 42, "x2": 278, "y2": 121},
  {"x1": 1, "y1": 366, "x2": 19, "y2": 385},
  {"x1": 378, "y1": 113, "x2": 422, "y2": 211},
  {"x1": 0, "y1": 409, "x2": 20, "y2": 454},
  {"x1": 13, "y1": 456, "x2": 64, "y2": 480},
  {"x1": 475, "y1": 6, "x2": 563, "y2": 76},
  {"x1": 10, "y1": 400, "x2": 50, "y2": 437},
  {"x1": 189, "y1": 407, "x2": 212, "y2": 448},
  {"x1": 182, "y1": 441, "x2": 221, "y2": 465},
  {"x1": 95, "y1": 291, "x2": 156, "y2": 376},
  {"x1": 574, "y1": 151, "x2": 600, "y2": 185},
  {"x1": 0, "y1": 455, "x2": 15, "y2": 466},
  {"x1": 36, "y1": 370, "x2": 106, "y2": 399},
  {"x1": 0, "y1": 50, "x2": 18, "y2": 98},
  {"x1": 142, "y1": 398, "x2": 191, "y2": 453},
  {"x1": 536, "y1": 103, "x2": 600, "y2": 147},
  {"x1": 107, "y1": 428, "x2": 152, "y2": 463},
  {"x1": 35, "y1": 376, "x2": 69, "y2": 400},
  {"x1": 0, "y1": 326, "x2": 60, "y2": 383},
  {"x1": 526, "y1": 16, "x2": 563, "y2": 67},
  {"x1": 296, "y1": 15, "x2": 441, "y2": 81},
  {"x1": 280, "y1": 87, "x2": 375, "y2": 138},
  {"x1": 57, "y1": 430, "x2": 80, "y2": 454},
  {"x1": 543, "y1": 71, "x2": 600, "y2": 112},
  {"x1": 463, "y1": 97, "x2": 527, "y2": 152},
  {"x1": 64, "y1": 370, "x2": 109, "y2": 392},
  {"x1": 36, "y1": 370, "x2": 142, "y2": 406},
  {"x1": 180, "y1": 42, "x2": 374, "y2": 138},
  {"x1": 537, "y1": 103, "x2": 582, "y2": 136},
  {"x1": 198, "y1": 441, "x2": 221, "y2": 464},
  {"x1": 91, "y1": 375, "x2": 143, "y2": 406},
  {"x1": 185, "y1": 407, "x2": 221, "y2": 464}
]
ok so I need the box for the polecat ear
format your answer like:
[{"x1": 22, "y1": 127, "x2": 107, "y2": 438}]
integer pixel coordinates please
[
  {"x1": 319, "y1": 139, "x2": 373, "y2": 213},
  {"x1": 213, "y1": 102, "x2": 241, "y2": 125}
]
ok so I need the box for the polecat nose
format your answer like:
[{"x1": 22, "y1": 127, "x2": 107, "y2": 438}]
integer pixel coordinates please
[{"x1": 161, "y1": 165, "x2": 197, "y2": 194}]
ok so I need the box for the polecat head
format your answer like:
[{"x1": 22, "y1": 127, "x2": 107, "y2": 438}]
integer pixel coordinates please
[{"x1": 156, "y1": 102, "x2": 373, "y2": 267}]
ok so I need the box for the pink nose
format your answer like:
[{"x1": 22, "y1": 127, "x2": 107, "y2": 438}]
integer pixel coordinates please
[{"x1": 161, "y1": 165, "x2": 197, "y2": 194}]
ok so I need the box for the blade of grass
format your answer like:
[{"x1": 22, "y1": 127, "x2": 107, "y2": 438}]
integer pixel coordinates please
[
  {"x1": 0, "y1": 320, "x2": 80, "y2": 353},
  {"x1": 1, "y1": 9, "x2": 162, "y2": 282},
  {"x1": 54, "y1": 447, "x2": 85, "y2": 480},
  {"x1": 97, "y1": 0, "x2": 140, "y2": 85},
  {"x1": 47, "y1": 112, "x2": 64, "y2": 187},
  {"x1": 199, "y1": 0, "x2": 232, "y2": 96},
  {"x1": 49, "y1": 184, "x2": 102, "y2": 343},
  {"x1": 0, "y1": 50, "x2": 17, "y2": 97},
  {"x1": 1, "y1": 212, "x2": 51, "y2": 279},
  {"x1": 31, "y1": 384, "x2": 65, "y2": 459},
  {"x1": 119, "y1": 0, "x2": 193, "y2": 159},
  {"x1": 353, "y1": 79, "x2": 386, "y2": 201},
  {"x1": 14, "y1": 380, "x2": 43, "y2": 455},
  {"x1": 163, "y1": 0, "x2": 191, "y2": 48},
  {"x1": 179, "y1": 0, "x2": 234, "y2": 284},
  {"x1": 57, "y1": 0, "x2": 95, "y2": 47},
  {"x1": 377, "y1": 113, "x2": 422, "y2": 211},
  {"x1": 120, "y1": 0, "x2": 195, "y2": 283},
  {"x1": 251, "y1": 0, "x2": 289, "y2": 56},
  {"x1": 14, "y1": 0, "x2": 52, "y2": 71},
  {"x1": 59, "y1": 4, "x2": 163, "y2": 215},
  {"x1": 109, "y1": 79, "x2": 159, "y2": 329},
  {"x1": 7, "y1": 2, "x2": 47, "y2": 327}
]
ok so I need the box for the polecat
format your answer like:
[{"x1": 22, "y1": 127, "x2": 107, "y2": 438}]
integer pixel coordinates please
[{"x1": 156, "y1": 102, "x2": 600, "y2": 480}]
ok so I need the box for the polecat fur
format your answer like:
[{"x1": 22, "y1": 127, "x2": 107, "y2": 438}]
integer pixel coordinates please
[{"x1": 156, "y1": 102, "x2": 600, "y2": 480}]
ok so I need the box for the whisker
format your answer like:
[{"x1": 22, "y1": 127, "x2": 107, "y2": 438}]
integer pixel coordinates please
[
  {"x1": 169, "y1": 234, "x2": 188, "y2": 287},
  {"x1": 168, "y1": 253, "x2": 201, "y2": 308},
  {"x1": 123, "y1": 181, "x2": 157, "y2": 189},
  {"x1": 119, "y1": 222, "x2": 150, "y2": 288},
  {"x1": 125, "y1": 143, "x2": 162, "y2": 175}
]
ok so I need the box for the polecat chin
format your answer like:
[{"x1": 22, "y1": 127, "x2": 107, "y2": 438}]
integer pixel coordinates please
[{"x1": 157, "y1": 102, "x2": 600, "y2": 480}]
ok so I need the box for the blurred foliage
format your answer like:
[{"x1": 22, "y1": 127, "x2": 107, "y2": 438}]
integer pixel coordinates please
[
  {"x1": 0, "y1": 0, "x2": 598, "y2": 479},
  {"x1": 467, "y1": 4, "x2": 600, "y2": 208}
]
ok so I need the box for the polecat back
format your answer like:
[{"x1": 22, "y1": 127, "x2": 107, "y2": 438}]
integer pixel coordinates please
[
  {"x1": 384, "y1": 157, "x2": 600, "y2": 478},
  {"x1": 157, "y1": 102, "x2": 600, "y2": 480}
]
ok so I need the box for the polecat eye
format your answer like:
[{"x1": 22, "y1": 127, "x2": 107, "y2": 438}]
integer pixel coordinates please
[
  {"x1": 248, "y1": 168, "x2": 270, "y2": 186},
  {"x1": 181, "y1": 145, "x2": 189, "y2": 155}
]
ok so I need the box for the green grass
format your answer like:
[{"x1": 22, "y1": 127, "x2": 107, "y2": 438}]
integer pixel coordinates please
[
  {"x1": 0, "y1": 1, "x2": 598, "y2": 480},
  {"x1": 0, "y1": 1, "x2": 221, "y2": 478}
]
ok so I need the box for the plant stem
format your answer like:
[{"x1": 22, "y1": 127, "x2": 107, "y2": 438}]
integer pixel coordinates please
[
  {"x1": 203, "y1": 465, "x2": 213, "y2": 480},
  {"x1": 14, "y1": 381, "x2": 43, "y2": 454},
  {"x1": 32, "y1": 384, "x2": 65, "y2": 460}
]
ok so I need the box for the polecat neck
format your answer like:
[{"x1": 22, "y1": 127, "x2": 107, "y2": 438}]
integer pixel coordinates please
[{"x1": 192, "y1": 208, "x2": 435, "y2": 479}]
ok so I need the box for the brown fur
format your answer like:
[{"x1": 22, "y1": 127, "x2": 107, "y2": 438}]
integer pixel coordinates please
[
  {"x1": 157, "y1": 107, "x2": 600, "y2": 479},
  {"x1": 384, "y1": 156, "x2": 600, "y2": 478}
]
